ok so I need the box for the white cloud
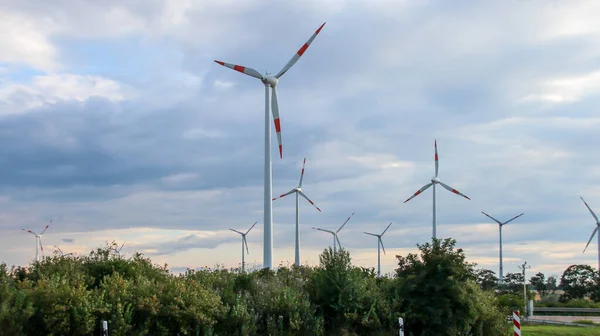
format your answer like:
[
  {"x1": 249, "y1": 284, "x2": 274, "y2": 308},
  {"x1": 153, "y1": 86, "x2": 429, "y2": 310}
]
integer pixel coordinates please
[{"x1": 0, "y1": 74, "x2": 134, "y2": 114}]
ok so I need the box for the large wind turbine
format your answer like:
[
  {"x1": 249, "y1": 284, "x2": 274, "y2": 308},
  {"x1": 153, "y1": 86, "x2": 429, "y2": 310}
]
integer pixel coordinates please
[
  {"x1": 22, "y1": 220, "x2": 51, "y2": 261},
  {"x1": 214, "y1": 23, "x2": 326, "y2": 269},
  {"x1": 580, "y1": 196, "x2": 600, "y2": 271},
  {"x1": 273, "y1": 158, "x2": 321, "y2": 266},
  {"x1": 404, "y1": 140, "x2": 471, "y2": 239},
  {"x1": 363, "y1": 222, "x2": 392, "y2": 277},
  {"x1": 312, "y1": 212, "x2": 354, "y2": 253},
  {"x1": 481, "y1": 211, "x2": 524, "y2": 285},
  {"x1": 230, "y1": 221, "x2": 257, "y2": 272}
]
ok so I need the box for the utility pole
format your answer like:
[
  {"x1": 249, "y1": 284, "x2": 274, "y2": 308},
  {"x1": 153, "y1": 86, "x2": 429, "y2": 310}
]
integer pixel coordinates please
[{"x1": 519, "y1": 261, "x2": 531, "y2": 317}]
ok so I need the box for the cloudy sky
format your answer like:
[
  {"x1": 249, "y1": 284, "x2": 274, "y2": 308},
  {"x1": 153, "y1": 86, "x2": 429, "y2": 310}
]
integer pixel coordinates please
[{"x1": 2, "y1": 0, "x2": 600, "y2": 278}]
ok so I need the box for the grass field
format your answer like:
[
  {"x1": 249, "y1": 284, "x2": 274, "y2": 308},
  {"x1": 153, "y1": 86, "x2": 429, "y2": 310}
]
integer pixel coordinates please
[{"x1": 516, "y1": 325, "x2": 600, "y2": 335}]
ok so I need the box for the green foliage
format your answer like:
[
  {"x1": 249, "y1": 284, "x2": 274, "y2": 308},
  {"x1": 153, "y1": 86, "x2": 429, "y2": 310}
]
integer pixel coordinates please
[
  {"x1": 394, "y1": 238, "x2": 506, "y2": 336},
  {"x1": 559, "y1": 264, "x2": 599, "y2": 302},
  {"x1": 530, "y1": 272, "x2": 549, "y2": 298},
  {"x1": 475, "y1": 268, "x2": 498, "y2": 291},
  {"x1": 0, "y1": 240, "x2": 511, "y2": 335}
]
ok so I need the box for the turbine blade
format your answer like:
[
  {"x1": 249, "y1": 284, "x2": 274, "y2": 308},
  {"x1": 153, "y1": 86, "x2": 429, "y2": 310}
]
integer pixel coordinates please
[
  {"x1": 39, "y1": 237, "x2": 44, "y2": 252},
  {"x1": 404, "y1": 182, "x2": 433, "y2": 203},
  {"x1": 363, "y1": 232, "x2": 378, "y2": 237},
  {"x1": 119, "y1": 242, "x2": 126, "y2": 252},
  {"x1": 583, "y1": 226, "x2": 599, "y2": 253},
  {"x1": 337, "y1": 212, "x2": 355, "y2": 233},
  {"x1": 581, "y1": 196, "x2": 600, "y2": 223},
  {"x1": 213, "y1": 61, "x2": 262, "y2": 79},
  {"x1": 23, "y1": 229, "x2": 37, "y2": 236},
  {"x1": 272, "y1": 189, "x2": 296, "y2": 201},
  {"x1": 245, "y1": 221, "x2": 257, "y2": 235},
  {"x1": 55, "y1": 245, "x2": 63, "y2": 255},
  {"x1": 40, "y1": 221, "x2": 51, "y2": 235},
  {"x1": 380, "y1": 238, "x2": 387, "y2": 255},
  {"x1": 298, "y1": 157, "x2": 307, "y2": 188},
  {"x1": 244, "y1": 236, "x2": 249, "y2": 255},
  {"x1": 275, "y1": 22, "x2": 326, "y2": 78},
  {"x1": 438, "y1": 181, "x2": 471, "y2": 200},
  {"x1": 434, "y1": 140, "x2": 439, "y2": 178},
  {"x1": 335, "y1": 235, "x2": 342, "y2": 250},
  {"x1": 481, "y1": 212, "x2": 503, "y2": 225},
  {"x1": 312, "y1": 227, "x2": 334, "y2": 234},
  {"x1": 381, "y1": 222, "x2": 392, "y2": 236},
  {"x1": 271, "y1": 86, "x2": 283, "y2": 159},
  {"x1": 298, "y1": 190, "x2": 321, "y2": 212},
  {"x1": 504, "y1": 213, "x2": 524, "y2": 225},
  {"x1": 230, "y1": 229, "x2": 244, "y2": 235}
]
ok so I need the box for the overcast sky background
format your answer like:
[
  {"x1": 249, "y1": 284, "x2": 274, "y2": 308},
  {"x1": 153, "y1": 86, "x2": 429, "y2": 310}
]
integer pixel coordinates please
[{"x1": 2, "y1": 0, "x2": 600, "y2": 278}]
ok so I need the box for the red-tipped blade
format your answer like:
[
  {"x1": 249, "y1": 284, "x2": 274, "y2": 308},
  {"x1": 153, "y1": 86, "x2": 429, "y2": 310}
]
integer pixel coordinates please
[
  {"x1": 214, "y1": 60, "x2": 262, "y2": 79},
  {"x1": 404, "y1": 182, "x2": 433, "y2": 203},
  {"x1": 271, "y1": 87, "x2": 283, "y2": 159},
  {"x1": 275, "y1": 22, "x2": 326, "y2": 79},
  {"x1": 298, "y1": 157, "x2": 307, "y2": 187},
  {"x1": 434, "y1": 140, "x2": 439, "y2": 178},
  {"x1": 438, "y1": 181, "x2": 470, "y2": 200}
]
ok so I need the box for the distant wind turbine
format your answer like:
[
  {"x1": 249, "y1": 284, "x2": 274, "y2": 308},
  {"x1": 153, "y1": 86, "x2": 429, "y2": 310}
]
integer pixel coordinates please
[
  {"x1": 404, "y1": 140, "x2": 470, "y2": 239},
  {"x1": 22, "y1": 220, "x2": 51, "y2": 262},
  {"x1": 481, "y1": 211, "x2": 524, "y2": 285},
  {"x1": 580, "y1": 196, "x2": 600, "y2": 271},
  {"x1": 111, "y1": 241, "x2": 126, "y2": 257},
  {"x1": 364, "y1": 222, "x2": 392, "y2": 277},
  {"x1": 54, "y1": 245, "x2": 74, "y2": 257},
  {"x1": 230, "y1": 221, "x2": 257, "y2": 272},
  {"x1": 214, "y1": 23, "x2": 326, "y2": 269},
  {"x1": 273, "y1": 157, "x2": 321, "y2": 266},
  {"x1": 312, "y1": 212, "x2": 354, "y2": 253}
]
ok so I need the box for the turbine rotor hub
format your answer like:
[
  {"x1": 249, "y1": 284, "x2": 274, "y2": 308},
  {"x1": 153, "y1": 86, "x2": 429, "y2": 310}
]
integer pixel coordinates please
[
  {"x1": 261, "y1": 75, "x2": 278, "y2": 87},
  {"x1": 432, "y1": 177, "x2": 440, "y2": 183}
]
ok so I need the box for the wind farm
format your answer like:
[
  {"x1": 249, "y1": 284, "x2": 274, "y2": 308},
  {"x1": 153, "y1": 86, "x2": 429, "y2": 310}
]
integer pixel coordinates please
[{"x1": 3, "y1": 2, "x2": 600, "y2": 334}]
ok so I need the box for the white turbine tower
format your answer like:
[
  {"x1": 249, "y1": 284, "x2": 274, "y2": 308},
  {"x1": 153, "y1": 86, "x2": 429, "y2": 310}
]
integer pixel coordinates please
[
  {"x1": 312, "y1": 212, "x2": 354, "y2": 253},
  {"x1": 214, "y1": 23, "x2": 326, "y2": 269},
  {"x1": 363, "y1": 222, "x2": 392, "y2": 277},
  {"x1": 580, "y1": 196, "x2": 600, "y2": 271},
  {"x1": 404, "y1": 140, "x2": 471, "y2": 239},
  {"x1": 54, "y1": 245, "x2": 74, "y2": 257},
  {"x1": 273, "y1": 157, "x2": 321, "y2": 266},
  {"x1": 481, "y1": 211, "x2": 524, "y2": 285},
  {"x1": 230, "y1": 221, "x2": 257, "y2": 273},
  {"x1": 22, "y1": 220, "x2": 51, "y2": 262}
]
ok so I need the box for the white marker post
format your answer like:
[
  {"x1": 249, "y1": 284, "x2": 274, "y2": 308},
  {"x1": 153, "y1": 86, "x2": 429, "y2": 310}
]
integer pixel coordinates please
[
  {"x1": 398, "y1": 317, "x2": 404, "y2": 336},
  {"x1": 102, "y1": 320, "x2": 108, "y2": 336}
]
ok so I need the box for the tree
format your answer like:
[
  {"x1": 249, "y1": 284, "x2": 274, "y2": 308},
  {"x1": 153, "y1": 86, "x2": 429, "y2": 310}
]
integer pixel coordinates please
[
  {"x1": 499, "y1": 272, "x2": 524, "y2": 295},
  {"x1": 394, "y1": 238, "x2": 507, "y2": 336},
  {"x1": 475, "y1": 268, "x2": 498, "y2": 291},
  {"x1": 530, "y1": 272, "x2": 548, "y2": 298},
  {"x1": 546, "y1": 275, "x2": 558, "y2": 294},
  {"x1": 559, "y1": 264, "x2": 599, "y2": 302}
]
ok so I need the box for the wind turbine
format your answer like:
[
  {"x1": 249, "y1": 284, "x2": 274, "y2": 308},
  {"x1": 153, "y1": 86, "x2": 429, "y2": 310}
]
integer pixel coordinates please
[
  {"x1": 22, "y1": 220, "x2": 51, "y2": 262},
  {"x1": 404, "y1": 140, "x2": 470, "y2": 239},
  {"x1": 111, "y1": 241, "x2": 126, "y2": 257},
  {"x1": 312, "y1": 212, "x2": 354, "y2": 253},
  {"x1": 273, "y1": 157, "x2": 321, "y2": 266},
  {"x1": 230, "y1": 221, "x2": 257, "y2": 273},
  {"x1": 363, "y1": 222, "x2": 392, "y2": 278},
  {"x1": 214, "y1": 23, "x2": 326, "y2": 269},
  {"x1": 54, "y1": 245, "x2": 74, "y2": 257},
  {"x1": 580, "y1": 196, "x2": 600, "y2": 271},
  {"x1": 481, "y1": 211, "x2": 524, "y2": 285}
]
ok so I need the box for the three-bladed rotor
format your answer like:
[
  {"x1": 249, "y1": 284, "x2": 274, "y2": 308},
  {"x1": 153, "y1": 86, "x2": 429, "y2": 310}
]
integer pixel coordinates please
[
  {"x1": 214, "y1": 22, "x2": 326, "y2": 159},
  {"x1": 363, "y1": 222, "x2": 393, "y2": 255},
  {"x1": 580, "y1": 196, "x2": 600, "y2": 253},
  {"x1": 312, "y1": 212, "x2": 354, "y2": 251}
]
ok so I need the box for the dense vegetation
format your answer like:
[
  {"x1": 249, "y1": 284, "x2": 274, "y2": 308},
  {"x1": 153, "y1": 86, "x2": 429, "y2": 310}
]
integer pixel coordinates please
[{"x1": 0, "y1": 238, "x2": 511, "y2": 336}]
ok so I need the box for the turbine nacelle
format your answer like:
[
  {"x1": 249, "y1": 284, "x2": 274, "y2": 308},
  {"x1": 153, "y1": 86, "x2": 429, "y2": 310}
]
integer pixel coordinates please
[
  {"x1": 431, "y1": 177, "x2": 440, "y2": 183},
  {"x1": 261, "y1": 75, "x2": 278, "y2": 87}
]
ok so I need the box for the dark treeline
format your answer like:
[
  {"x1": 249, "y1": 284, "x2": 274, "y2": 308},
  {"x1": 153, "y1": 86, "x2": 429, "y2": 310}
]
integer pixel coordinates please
[{"x1": 1, "y1": 238, "x2": 513, "y2": 336}]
